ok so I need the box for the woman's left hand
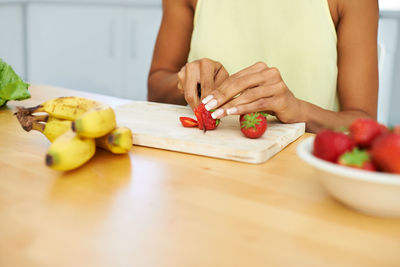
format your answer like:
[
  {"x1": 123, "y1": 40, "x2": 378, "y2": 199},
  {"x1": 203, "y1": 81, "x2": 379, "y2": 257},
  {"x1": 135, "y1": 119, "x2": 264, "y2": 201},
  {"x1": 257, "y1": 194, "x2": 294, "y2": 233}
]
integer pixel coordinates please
[{"x1": 201, "y1": 62, "x2": 305, "y2": 124}]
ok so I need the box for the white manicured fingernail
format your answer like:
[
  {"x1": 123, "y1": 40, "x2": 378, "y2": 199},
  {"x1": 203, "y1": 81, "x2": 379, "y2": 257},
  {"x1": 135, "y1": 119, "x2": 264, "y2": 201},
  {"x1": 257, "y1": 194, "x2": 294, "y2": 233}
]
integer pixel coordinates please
[
  {"x1": 202, "y1": 95, "x2": 214, "y2": 104},
  {"x1": 211, "y1": 108, "x2": 224, "y2": 119},
  {"x1": 226, "y1": 107, "x2": 238, "y2": 115},
  {"x1": 205, "y1": 99, "x2": 218, "y2": 110}
]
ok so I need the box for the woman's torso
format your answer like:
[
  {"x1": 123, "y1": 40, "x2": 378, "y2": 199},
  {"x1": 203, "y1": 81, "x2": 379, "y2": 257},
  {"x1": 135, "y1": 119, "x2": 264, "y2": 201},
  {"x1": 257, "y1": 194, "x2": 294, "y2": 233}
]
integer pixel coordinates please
[{"x1": 188, "y1": 0, "x2": 339, "y2": 111}]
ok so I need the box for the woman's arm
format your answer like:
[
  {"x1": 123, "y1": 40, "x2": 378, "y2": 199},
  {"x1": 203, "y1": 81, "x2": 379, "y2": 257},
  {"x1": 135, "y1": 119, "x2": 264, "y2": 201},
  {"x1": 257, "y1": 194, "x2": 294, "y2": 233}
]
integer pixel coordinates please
[
  {"x1": 147, "y1": 0, "x2": 194, "y2": 105},
  {"x1": 148, "y1": 0, "x2": 229, "y2": 109},
  {"x1": 305, "y1": 0, "x2": 379, "y2": 132},
  {"x1": 201, "y1": 0, "x2": 379, "y2": 133}
]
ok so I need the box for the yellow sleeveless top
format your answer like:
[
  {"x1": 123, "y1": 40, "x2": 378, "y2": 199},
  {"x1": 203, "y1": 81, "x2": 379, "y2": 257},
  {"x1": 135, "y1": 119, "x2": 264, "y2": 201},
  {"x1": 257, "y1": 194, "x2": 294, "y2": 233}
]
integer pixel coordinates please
[{"x1": 188, "y1": 0, "x2": 339, "y2": 111}]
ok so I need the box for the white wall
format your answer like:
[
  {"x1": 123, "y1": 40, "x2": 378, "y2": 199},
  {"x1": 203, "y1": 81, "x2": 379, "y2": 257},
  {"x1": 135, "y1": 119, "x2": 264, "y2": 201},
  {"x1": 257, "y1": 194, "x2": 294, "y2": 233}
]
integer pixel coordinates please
[
  {"x1": 0, "y1": 1, "x2": 162, "y2": 101},
  {"x1": 379, "y1": 0, "x2": 400, "y2": 125},
  {"x1": 389, "y1": 29, "x2": 400, "y2": 126},
  {"x1": 378, "y1": 18, "x2": 399, "y2": 125},
  {"x1": 0, "y1": 4, "x2": 25, "y2": 78}
]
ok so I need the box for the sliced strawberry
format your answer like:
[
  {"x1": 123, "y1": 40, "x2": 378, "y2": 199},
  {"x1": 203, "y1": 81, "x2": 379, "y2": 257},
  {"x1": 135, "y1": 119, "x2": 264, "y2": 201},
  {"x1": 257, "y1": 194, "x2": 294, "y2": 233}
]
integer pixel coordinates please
[
  {"x1": 194, "y1": 103, "x2": 219, "y2": 131},
  {"x1": 337, "y1": 148, "x2": 377, "y2": 171},
  {"x1": 239, "y1": 112, "x2": 267, "y2": 139},
  {"x1": 194, "y1": 109, "x2": 204, "y2": 130},
  {"x1": 313, "y1": 130, "x2": 355, "y2": 163},
  {"x1": 179, "y1": 117, "x2": 198, "y2": 127}
]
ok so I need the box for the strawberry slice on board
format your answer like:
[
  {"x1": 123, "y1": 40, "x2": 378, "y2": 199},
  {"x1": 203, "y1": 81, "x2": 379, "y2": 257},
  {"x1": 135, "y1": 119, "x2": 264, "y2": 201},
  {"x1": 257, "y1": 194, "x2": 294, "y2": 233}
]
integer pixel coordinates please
[
  {"x1": 179, "y1": 117, "x2": 198, "y2": 128},
  {"x1": 194, "y1": 107, "x2": 205, "y2": 132}
]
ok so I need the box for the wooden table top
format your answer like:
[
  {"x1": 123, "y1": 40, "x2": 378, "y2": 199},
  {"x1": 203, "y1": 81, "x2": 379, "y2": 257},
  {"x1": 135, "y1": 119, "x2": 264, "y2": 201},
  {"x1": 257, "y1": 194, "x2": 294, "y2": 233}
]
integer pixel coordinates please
[{"x1": 1, "y1": 85, "x2": 400, "y2": 267}]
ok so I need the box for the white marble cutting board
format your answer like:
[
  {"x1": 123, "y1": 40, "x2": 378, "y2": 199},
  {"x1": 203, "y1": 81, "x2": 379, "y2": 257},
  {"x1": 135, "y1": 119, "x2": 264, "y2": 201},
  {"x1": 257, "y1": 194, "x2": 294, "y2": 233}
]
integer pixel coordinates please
[{"x1": 115, "y1": 101, "x2": 305, "y2": 164}]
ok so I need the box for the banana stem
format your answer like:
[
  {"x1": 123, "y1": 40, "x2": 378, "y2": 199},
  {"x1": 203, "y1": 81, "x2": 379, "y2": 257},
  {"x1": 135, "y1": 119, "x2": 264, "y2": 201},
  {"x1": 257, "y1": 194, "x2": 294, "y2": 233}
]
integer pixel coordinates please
[
  {"x1": 33, "y1": 114, "x2": 49, "y2": 122},
  {"x1": 14, "y1": 106, "x2": 48, "y2": 132},
  {"x1": 26, "y1": 105, "x2": 45, "y2": 114},
  {"x1": 14, "y1": 108, "x2": 36, "y2": 132},
  {"x1": 31, "y1": 121, "x2": 45, "y2": 133}
]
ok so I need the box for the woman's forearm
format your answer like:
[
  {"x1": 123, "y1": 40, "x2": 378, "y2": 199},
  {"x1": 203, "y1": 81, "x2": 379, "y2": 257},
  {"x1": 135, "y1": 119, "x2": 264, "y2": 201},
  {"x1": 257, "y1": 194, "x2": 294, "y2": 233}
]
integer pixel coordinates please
[
  {"x1": 148, "y1": 70, "x2": 186, "y2": 105},
  {"x1": 300, "y1": 100, "x2": 375, "y2": 133}
]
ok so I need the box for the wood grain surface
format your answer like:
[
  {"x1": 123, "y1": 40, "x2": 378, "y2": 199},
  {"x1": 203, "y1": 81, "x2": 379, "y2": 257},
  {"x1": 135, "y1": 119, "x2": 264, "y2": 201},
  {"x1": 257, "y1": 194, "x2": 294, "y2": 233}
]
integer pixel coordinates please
[
  {"x1": 1, "y1": 85, "x2": 400, "y2": 267},
  {"x1": 115, "y1": 101, "x2": 305, "y2": 163}
]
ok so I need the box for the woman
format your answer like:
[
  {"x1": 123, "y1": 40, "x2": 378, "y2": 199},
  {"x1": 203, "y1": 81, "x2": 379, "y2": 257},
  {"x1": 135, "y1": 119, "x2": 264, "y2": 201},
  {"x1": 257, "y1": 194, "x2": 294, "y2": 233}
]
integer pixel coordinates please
[{"x1": 148, "y1": 0, "x2": 379, "y2": 133}]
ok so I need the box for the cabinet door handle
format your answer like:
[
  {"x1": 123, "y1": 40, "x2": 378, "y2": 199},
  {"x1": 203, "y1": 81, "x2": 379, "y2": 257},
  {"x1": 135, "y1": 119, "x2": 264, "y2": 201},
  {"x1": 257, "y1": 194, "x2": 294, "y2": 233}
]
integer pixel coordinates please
[
  {"x1": 130, "y1": 21, "x2": 136, "y2": 59},
  {"x1": 109, "y1": 20, "x2": 116, "y2": 57}
]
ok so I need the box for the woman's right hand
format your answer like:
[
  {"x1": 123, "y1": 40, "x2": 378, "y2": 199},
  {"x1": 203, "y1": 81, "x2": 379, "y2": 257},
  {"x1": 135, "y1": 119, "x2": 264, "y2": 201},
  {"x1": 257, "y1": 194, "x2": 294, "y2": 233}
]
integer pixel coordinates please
[{"x1": 177, "y1": 58, "x2": 229, "y2": 109}]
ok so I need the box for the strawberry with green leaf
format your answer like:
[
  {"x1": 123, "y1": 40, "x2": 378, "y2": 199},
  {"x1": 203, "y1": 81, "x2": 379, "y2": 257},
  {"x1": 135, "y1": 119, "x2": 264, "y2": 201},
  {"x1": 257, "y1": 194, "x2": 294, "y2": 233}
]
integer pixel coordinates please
[
  {"x1": 239, "y1": 112, "x2": 268, "y2": 139},
  {"x1": 337, "y1": 148, "x2": 377, "y2": 171},
  {"x1": 313, "y1": 130, "x2": 355, "y2": 163}
]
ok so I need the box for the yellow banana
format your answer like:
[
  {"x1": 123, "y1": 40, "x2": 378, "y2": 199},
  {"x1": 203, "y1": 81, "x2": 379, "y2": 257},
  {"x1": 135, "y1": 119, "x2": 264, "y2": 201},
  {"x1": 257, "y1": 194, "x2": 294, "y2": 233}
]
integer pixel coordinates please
[
  {"x1": 28, "y1": 96, "x2": 99, "y2": 120},
  {"x1": 46, "y1": 130, "x2": 96, "y2": 171},
  {"x1": 96, "y1": 127, "x2": 133, "y2": 154},
  {"x1": 29, "y1": 115, "x2": 132, "y2": 155},
  {"x1": 31, "y1": 117, "x2": 72, "y2": 142},
  {"x1": 25, "y1": 96, "x2": 116, "y2": 138},
  {"x1": 72, "y1": 103, "x2": 116, "y2": 138}
]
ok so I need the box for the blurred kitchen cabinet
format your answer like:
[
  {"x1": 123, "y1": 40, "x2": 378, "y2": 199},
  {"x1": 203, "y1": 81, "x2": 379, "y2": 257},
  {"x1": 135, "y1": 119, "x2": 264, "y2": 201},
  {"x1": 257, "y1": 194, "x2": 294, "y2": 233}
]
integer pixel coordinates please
[
  {"x1": 0, "y1": 4, "x2": 25, "y2": 79},
  {"x1": 27, "y1": 5, "x2": 125, "y2": 97},
  {"x1": 26, "y1": 4, "x2": 162, "y2": 100},
  {"x1": 123, "y1": 8, "x2": 162, "y2": 100}
]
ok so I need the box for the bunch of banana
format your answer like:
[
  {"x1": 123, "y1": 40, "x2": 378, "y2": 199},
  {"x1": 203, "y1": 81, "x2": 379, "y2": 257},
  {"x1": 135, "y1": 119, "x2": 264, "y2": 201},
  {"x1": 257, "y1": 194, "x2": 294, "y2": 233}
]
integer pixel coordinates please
[
  {"x1": 28, "y1": 96, "x2": 116, "y2": 137},
  {"x1": 14, "y1": 96, "x2": 133, "y2": 171}
]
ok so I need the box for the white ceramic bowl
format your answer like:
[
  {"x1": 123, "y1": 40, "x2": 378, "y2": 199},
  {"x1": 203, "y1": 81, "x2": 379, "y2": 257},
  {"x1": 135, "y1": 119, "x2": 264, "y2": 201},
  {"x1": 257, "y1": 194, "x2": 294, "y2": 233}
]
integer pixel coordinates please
[{"x1": 297, "y1": 136, "x2": 400, "y2": 217}]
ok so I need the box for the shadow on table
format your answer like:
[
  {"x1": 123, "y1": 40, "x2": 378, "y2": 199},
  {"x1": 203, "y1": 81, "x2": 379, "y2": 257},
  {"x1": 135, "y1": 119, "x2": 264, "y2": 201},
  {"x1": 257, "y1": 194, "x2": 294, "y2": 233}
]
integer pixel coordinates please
[{"x1": 48, "y1": 149, "x2": 133, "y2": 206}]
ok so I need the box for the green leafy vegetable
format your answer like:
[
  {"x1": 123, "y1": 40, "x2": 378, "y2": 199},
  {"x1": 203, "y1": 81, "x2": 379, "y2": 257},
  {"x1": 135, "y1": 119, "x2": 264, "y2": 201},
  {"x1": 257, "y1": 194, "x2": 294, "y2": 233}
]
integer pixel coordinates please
[{"x1": 0, "y1": 58, "x2": 30, "y2": 107}]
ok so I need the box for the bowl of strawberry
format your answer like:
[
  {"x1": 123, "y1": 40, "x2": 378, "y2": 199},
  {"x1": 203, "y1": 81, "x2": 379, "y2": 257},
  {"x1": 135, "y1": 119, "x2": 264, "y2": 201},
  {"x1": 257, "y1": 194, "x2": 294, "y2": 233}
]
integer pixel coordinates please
[{"x1": 297, "y1": 118, "x2": 400, "y2": 217}]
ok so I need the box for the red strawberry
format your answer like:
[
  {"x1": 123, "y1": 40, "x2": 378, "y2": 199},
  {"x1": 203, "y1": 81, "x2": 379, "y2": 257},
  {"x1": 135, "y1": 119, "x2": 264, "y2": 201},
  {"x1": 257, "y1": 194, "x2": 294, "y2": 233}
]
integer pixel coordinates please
[
  {"x1": 349, "y1": 118, "x2": 388, "y2": 148},
  {"x1": 239, "y1": 112, "x2": 267, "y2": 139},
  {"x1": 337, "y1": 148, "x2": 377, "y2": 171},
  {"x1": 313, "y1": 130, "x2": 355, "y2": 163},
  {"x1": 194, "y1": 104, "x2": 220, "y2": 131},
  {"x1": 371, "y1": 133, "x2": 400, "y2": 174},
  {"x1": 393, "y1": 125, "x2": 400, "y2": 135},
  {"x1": 179, "y1": 117, "x2": 198, "y2": 127}
]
